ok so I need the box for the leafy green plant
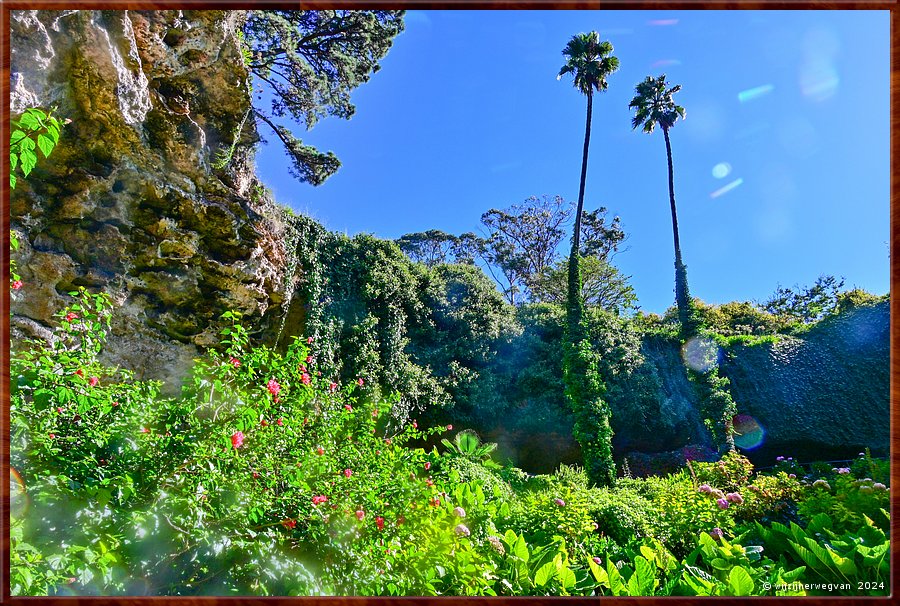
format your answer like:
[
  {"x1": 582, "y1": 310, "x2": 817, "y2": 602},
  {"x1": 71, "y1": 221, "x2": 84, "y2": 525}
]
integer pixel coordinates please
[
  {"x1": 10, "y1": 107, "x2": 63, "y2": 189},
  {"x1": 441, "y1": 429, "x2": 499, "y2": 467},
  {"x1": 754, "y1": 513, "x2": 889, "y2": 595},
  {"x1": 693, "y1": 450, "x2": 754, "y2": 491}
]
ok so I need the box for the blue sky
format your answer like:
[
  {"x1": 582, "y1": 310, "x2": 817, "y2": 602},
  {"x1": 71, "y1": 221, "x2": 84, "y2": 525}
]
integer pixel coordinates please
[{"x1": 254, "y1": 10, "x2": 889, "y2": 314}]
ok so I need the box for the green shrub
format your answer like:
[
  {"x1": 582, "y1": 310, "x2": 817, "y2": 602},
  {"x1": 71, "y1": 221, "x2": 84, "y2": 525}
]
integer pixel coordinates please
[
  {"x1": 796, "y1": 470, "x2": 890, "y2": 532},
  {"x1": 740, "y1": 472, "x2": 802, "y2": 525},
  {"x1": 693, "y1": 451, "x2": 754, "y2": 492}
]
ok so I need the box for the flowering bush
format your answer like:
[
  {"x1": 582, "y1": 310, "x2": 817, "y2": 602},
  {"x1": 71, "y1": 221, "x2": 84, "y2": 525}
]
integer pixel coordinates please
[
  {"x1": 9, "y1": 292, "x2": 890, "y2": 596},
  {"x1": 692, "y1": 451, "x2": 753, "y2": 491}
]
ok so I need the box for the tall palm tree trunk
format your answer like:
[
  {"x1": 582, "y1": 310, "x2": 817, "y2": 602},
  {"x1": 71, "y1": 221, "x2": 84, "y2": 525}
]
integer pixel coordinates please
[
  {"x1": 663, "y1": 125, "x2": 692, "y2": 332},
  {"x1": 567, "y1": 91, "x2": 592, "y2": 336}
]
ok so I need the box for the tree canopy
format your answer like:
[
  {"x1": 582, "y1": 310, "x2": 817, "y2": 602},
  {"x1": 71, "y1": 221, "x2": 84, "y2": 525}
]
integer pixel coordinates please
[{"x1": 242, "y1": 10, "x2": 405, "y2": 185}]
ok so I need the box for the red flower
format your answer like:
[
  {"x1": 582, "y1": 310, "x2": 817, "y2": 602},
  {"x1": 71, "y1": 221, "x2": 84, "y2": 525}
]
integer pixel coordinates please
[
  {"x1": 446, "y1": 424, "x2": 453, "y2": 430},
  {"x1": 412, "y1": 420, "x2": 418, "y2": 429},
  {"x1": 229, "y1": 357, "x2": 240, "y2": 368},
  {"x1": 306, "y1": 355, "x2": 314, "y2": 364},
  {"x1": 357, "y1": 378, "x2": 364, "y2": 386},
  {"x1": 329, "y1": 382, "x2": 338, "y2": 393},
  {"x1": 57, "y1": 407, "x2": 64, "y2": 414},
  {"x1": 307, "y1": 336, "x2": 314, "y2": 344},
  {"x1": 277, "y1": 418, "x2": 283, "y2": 426},
  {"x1": 385, "y1": 438, "x2": 392, "y2": 445},
  {"x1": 11, "y1": 280, "x2": 22, "y2": 290},
  {"x1": 312, "y1": 495, "x2": 328, "y2": 506},
  {"x1": 301, "y1": 373, "x2": 311, "y2": 386},
  {"x1": 424, "y1": 462, "x2": 431, "y2": 471},
  {"x1": 231, "y1": 431, "x2": 245, "y2": 449},
  {"x1": 344, "y1": 404, "x2": 352, "y2": 412},
  {"x1": 282, "y1": 519, "x2": 297, "y2": 529},
  {"x1": 112, "y1": 401, "x2": 118, "y2": 407},
  {"x1": 343, "y1": 468, "x2": 353, "y2": 478},
  {"x1": 141, "y1": 427, "x2": 150, "y2": 434},
  {"x1": 356, "y1": 510, "x2": 365, "y2": 520},
  {"x1": 48, "y1": 433, "x2": 55, "y2": 439},
  {"x1": 375, "y1": 516, "x2": 385, "y2": 531},
  {"x1": 252, "y1": 472, "x2": 260, "y2": 479},
  {"x1": 65, "y1": 312, "x2": 78, "y2": 322},
  {"x1": 88, "y1": 376, "x2": 99, "y2": 387},
  {"x1": 75, "y1": 369, "x2": 84, "y2": 377},
  {"x1": 426, "y1": 478, "x2": 434, "y2": 487},
  {"x1": 316, "y1": 446, "x2": 325, "y2": 456},
  {"x1": 267, "y1": 379, "x2": 281, "y2": 397},
  {"x1": 260, "y1": 419, "x2": 268, "y2": 427}
]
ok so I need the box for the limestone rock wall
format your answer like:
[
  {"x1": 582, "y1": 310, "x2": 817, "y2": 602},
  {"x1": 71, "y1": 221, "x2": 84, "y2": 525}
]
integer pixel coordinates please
[{"x1": 10, "y1": 10, "x2": 296, "y2": 389}]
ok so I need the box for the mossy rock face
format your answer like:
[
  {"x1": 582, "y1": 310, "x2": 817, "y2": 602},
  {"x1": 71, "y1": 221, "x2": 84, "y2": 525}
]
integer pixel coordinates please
[
  {"x1": 721, "y1": 300, "x2": 889, "y2": 462},
  {"x1": 9, "y1": 10, "x2": 296, "y2": 390}
]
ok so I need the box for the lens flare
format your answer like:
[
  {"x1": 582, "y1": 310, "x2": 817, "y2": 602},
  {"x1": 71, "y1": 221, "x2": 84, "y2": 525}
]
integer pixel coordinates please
[
  {"x1": 732, "y1": 414, "x2": 765, "y2": 450},
  {"x1": 681, "y1": 337, "x2": 720, "y2": 372},
  {"x1": 799, "y1": 61, "x2": 839, "y2": 101},
  {"x1": 712, "y1": 162, "x2": 732, "y2": 179},
  {"x1": 10, "y1": 467, "x2": 28, "y2": 517},
  {"x1": 738, "y1": 84, "x2": 774, "y2": 103},
  {"x1": 652, "y1": 59, "x2": 682, "y2": 68},
  {"x1": 710, "y1": 178, "x2": 743, "y2": 199},
  {"x1": 648, "y1": 19, "x2": 679, "y2": 26}
]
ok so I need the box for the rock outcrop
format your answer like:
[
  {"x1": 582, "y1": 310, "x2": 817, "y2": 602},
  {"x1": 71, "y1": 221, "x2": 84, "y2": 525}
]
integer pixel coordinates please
[
  {"x1": 722, "y1": 300, "x2": 889, "y2": 462},
  {"x1": 10, "y1": 10, "x2": 295, "y2": 389}
]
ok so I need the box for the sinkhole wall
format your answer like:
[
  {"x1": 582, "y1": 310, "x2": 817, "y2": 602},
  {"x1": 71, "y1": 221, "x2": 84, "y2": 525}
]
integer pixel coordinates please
[{"x1": 8, "y1": 10, "x2": 889, "y2": 471}]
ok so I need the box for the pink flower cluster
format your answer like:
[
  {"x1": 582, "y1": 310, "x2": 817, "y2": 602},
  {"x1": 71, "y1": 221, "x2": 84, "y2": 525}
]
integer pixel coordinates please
[
  {"x1": 267, "y1": 379, "x2": 281, "y2": 397},
  {"x1": 231, "y1": 431, "x2": 244, "y2": 449},
  {"x1": 312, "y1": 495, "x2": 328, "y2": 506}
]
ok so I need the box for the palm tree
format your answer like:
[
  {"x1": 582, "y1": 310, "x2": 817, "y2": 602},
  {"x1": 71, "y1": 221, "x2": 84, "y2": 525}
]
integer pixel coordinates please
[
  {"x1": 558, "y1": 32, "x2": 620, "y2": 335},
  {"x1": 628, "y1": 75, "x2": 694, "y2": 334},
  {"x1": 558, "y1": 32, "x2": 619, "y2": 487}
]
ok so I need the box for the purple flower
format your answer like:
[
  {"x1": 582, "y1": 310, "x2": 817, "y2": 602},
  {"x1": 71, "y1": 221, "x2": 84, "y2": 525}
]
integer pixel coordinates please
[
  {"x1": 726, "y1": 492, "x2": 744, "y2": 504},
  {"x1": 698, "y1": 484, "x2": 713, "y2": 494},
  {"x1": 716, "y1": 498, "x2": 730, "y2": 510},
  {"x1": 834, "y1": 467, "x2": 850, "y2": 475},
  {"x1": 788, "y1": 473, "x2": 797, "y2": 479},
  {"x1": 454, "y1": 524, "x2": 471, "y2": 537},
  {"x1": 776, "y1": 456, "x2": 785, "y2": 462},
  {"x1": 709, "y1": 527, "x2": 724, "y2": 539},
  {"x1": 592, "y1": 556, "x2": 603, "y2": 565},
  {"x1": 553, "y1": 498, "x2": 566, "y2": 507}
]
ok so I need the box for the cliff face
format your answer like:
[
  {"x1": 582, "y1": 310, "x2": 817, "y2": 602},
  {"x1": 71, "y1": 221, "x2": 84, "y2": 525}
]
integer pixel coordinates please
[
  {"x1": 10, "y1": 10, "x2": 296, "y2": 387},
  {"x1": 721, "y1": 300, "x2": 889, "y2": 462}
]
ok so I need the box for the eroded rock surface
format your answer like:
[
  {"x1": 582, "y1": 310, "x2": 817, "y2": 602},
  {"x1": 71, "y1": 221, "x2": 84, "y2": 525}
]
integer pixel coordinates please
[{"x1": 10, "y1": 10, "x2": 293, "y2": 389}]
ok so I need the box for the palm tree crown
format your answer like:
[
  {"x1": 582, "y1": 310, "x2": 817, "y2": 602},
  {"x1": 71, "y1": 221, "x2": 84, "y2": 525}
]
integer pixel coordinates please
[
  {"x1": 628, "y1": 74, "x2": 686, "y2": 133},
  {"x1": 557, "y1": 32, "x2": 620, "y2": 96}
]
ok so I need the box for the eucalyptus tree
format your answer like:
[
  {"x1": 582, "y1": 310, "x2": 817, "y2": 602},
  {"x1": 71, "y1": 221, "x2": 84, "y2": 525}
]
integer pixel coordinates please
[
  {"x1": 557, "y1": 32, "x2": 619, "y2": 487},
  {"x1": 628, "y1": 75, "x2": 695, "y2": 335}
]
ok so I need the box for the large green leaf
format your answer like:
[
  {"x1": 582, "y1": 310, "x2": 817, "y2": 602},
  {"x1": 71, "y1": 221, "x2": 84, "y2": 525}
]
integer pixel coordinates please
[
  {"x1": 728, "y1": 566, "x2": 754, "y2": 596},
  {"x1": 632, "y1": 555, "x2": 657, "y2": 595},
  {"x1": 533, "y1": 561, "x2": 556, "y2": 587},
  {"x1": 513, "y1": 536, "x2": 529, "y2": 562},
  {"x1": 557, "y1": 565, "x2": 576, "y2": 590}
]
